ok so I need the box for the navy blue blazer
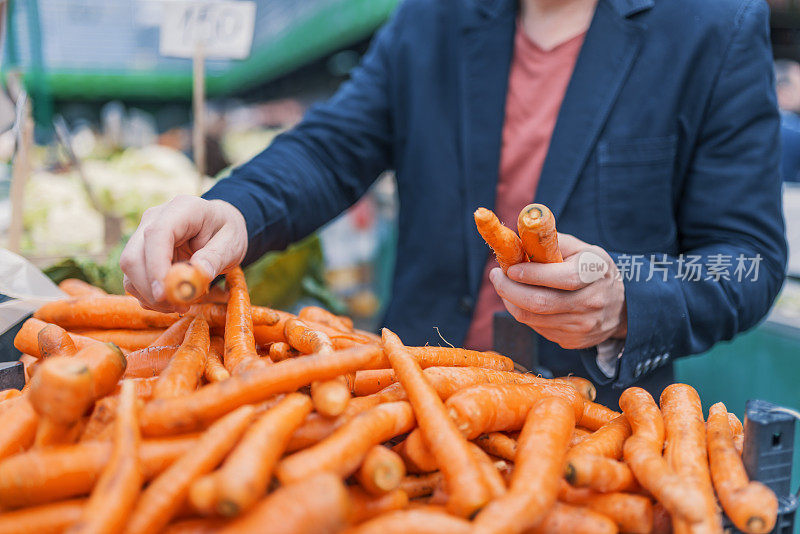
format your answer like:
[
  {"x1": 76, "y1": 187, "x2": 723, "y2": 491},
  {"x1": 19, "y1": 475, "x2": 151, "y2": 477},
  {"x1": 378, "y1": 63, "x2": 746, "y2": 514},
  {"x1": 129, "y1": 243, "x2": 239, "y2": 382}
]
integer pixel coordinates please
[{"x1": 205, "y1": 0, "x2": 787, "y2": 403}]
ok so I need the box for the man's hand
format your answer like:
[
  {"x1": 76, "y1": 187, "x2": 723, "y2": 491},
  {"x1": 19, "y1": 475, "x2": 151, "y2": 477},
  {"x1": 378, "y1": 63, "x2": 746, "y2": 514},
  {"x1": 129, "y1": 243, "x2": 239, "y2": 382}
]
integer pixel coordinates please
[
  {"x1": 120, "y1": 196, "x2": 248, "y2": 313},
  {"x1": 489, "y1": 233, "x2": 627, "y2": 350}
]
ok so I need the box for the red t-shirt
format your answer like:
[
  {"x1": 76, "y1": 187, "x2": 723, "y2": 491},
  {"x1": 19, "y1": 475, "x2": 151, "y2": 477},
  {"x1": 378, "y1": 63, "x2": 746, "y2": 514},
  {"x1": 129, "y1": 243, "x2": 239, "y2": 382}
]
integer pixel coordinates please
[{"x1": 463, "y1": 25, "x2": 586, "y2": 351}]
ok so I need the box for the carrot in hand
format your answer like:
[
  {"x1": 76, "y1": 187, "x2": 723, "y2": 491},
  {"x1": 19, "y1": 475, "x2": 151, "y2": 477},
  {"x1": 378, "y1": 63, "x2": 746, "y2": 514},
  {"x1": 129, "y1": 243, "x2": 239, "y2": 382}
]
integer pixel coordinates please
[
  {"x1": 35, "y1": 296, "x2": 178, "y2": 330},
  {"x1": 474, "y1": 207, "x2": 527, "y2": 273},
  {"x1": 67, "y1": 380, "x2": 142, "y2": 534},
  {"x1": 472, "y1": 397, "x2": 576, "y2": 534},
  {"x1": 59, "y1": 278, "x2": 107, "y2": 298},
  {"x1": 517, "y1": 203, "x2": 563, "y2": 263},
  {"x1": 164, "y1": 262, "x2": 211, "y2": 306},
  {"x1": 381, "y1": 329, "x2": 490, "y2": 518},
  {"x1": 125, "y1": 406, "x2": 254, "y2": 534},
  {"x1": 708, "y1": 402, "x2": 777, "y2": 534},
  {"x1": 189, "y1": 393, "x2": 312, "y2": 517},
  {"x1": 356, "y1": 445, "x2": 407, "y2": 495},
  {"x1": 152, "y1": 315, "x2": 210, "y2": 399}
]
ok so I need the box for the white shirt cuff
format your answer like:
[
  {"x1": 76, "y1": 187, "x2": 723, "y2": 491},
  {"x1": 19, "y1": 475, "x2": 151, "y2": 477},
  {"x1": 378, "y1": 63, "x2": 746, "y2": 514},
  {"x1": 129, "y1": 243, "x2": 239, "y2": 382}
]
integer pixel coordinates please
[{"x1": 596, "y1": 338, "x2": 625, "y2": 378}]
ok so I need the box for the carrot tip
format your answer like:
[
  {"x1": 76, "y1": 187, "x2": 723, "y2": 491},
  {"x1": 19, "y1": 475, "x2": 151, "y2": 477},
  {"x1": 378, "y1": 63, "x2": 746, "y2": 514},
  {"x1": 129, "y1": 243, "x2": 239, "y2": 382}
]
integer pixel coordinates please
[
  {"x1": 176, "y1": 281, "x2": 198, "y2": 301},
  {"x1": 521, "y1": 205, "x2": 544, "y2": 224},
  {"x1": 564, "y1": 463, "x2": 577, "y2": 484},
  {"x1": 218, "y1": 500, "x2": 240, "y2": 518},
  {"x1": 747, "y1": 517, "x2": 766, "y2": 532}
]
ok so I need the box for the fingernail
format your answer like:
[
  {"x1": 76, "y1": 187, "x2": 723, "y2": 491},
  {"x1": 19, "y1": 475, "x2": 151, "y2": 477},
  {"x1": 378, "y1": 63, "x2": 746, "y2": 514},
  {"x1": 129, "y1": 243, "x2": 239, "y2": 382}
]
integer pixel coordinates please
[
  {"x1": 489, "y1": 268, "x2": 500, "y2": 284},
  {"x1": 151, "y1": 280, "x2": 164, "y2": 300}
]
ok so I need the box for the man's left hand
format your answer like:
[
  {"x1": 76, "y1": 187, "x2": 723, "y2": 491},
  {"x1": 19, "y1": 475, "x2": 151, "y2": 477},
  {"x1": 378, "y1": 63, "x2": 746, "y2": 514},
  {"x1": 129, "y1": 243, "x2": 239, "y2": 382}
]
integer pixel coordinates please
[{"x1": 489, "y1": 233, "x2": 627, "y2": 350}]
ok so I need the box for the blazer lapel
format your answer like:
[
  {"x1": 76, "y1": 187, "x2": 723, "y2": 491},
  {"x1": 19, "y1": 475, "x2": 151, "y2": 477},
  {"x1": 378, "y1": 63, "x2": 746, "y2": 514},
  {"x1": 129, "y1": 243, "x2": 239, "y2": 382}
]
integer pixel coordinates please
[
  {"x1": 536, "y1": 0, "x2": 646, "y2": 217},
  {"x1": 459, "y1": 0, "x2": 517, "y2": 296}
]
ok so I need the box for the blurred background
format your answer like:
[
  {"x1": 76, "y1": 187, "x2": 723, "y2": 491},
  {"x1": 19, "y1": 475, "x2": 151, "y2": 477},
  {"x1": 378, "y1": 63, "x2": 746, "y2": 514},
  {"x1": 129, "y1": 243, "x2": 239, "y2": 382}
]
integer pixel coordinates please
[{"x1": 0, "y1": 0, "x2": 798, "y2": 416}]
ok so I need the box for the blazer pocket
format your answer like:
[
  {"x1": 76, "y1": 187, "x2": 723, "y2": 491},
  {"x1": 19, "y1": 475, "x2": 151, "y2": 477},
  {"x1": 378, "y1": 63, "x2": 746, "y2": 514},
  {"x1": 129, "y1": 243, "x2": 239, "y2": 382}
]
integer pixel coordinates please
[{"x1": 596, "y1": 136, "x2": 677, "y2": 252}]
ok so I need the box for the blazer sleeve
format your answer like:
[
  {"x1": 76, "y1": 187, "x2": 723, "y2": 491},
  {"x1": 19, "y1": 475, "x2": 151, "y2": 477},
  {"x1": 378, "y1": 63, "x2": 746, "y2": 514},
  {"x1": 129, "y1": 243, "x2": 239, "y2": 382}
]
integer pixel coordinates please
[
  {"x1": 202, "y1": 5, "x2": 402, "y2": 264},
  {"x1": 589, "y1": 0, "x2": 787, "y2": 388}
]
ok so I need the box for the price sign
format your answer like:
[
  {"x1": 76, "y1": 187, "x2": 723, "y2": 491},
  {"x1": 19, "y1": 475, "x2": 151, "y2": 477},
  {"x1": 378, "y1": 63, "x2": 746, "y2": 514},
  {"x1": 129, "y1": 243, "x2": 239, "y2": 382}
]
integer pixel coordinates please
[{"x1": 160, "y1": 1, "x2": 256, "y2": 60}]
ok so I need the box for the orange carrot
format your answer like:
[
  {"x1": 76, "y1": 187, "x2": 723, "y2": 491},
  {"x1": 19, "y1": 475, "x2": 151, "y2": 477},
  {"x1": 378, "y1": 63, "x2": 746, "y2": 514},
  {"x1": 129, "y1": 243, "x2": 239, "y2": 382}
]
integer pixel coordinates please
[
  {"x1": 113, "y1": 376, "x2": 159, "y2": 400},
  {"x1": 517, "y1": 203, "x2": 563, "y2": 263},
  {"x1": 0, "y1": 498, "x2": 85, "y2": 534},
  {"x1": 565, "y1": 415, "x2": 633, "y2": 491},
  {"x1": 150, "y1": 315, "x2": 195, "y2": 348},
  {"x1": 204, "y1": 336, "x2": 230, "y2": 383},
  {"x1": 164, "y1": 262, "x2": 211, "y2": 306},
  {"x1": 277, "y1": 401, "x2": 414, "y2": 484},
  {"x1": 347, "y1": 509, "x2": 471, "y2": 534},
  {"x1": 267, "y1": 341, "x2": 299, "y2": 362},
  {"x1": 222, "y1": 267, "x2": 260, "y2": 375},
  {"x1": 529, "y1": 502, "x2": 617, "y2": 534},
  {"x1": 708, "y1": 402, "x2": 777, "y2": 534},
  {"x1": 218, "y1": 473, "x2": 350, "y2": 534},
  {"x1": 404, "y1": 346, "x2": 514, "y2": 371},
  {"x1": 298, "y1": 305, "x2": 354, "y2": 333},
  {"x1": 152, "y1": 316, "x2": 210, "y2": 399},
  {"x1": 38, "y1": 323, "x2": 79, "y2": 359},
  {"x1": 353, "y1": 369, "x2": 397, "y2": 396},
  {"x1": 473, "y1": 396, "x2": 576, "y2": 534},
  {"x1": 311, "y1": 378, "x2": 351, "y2": 417},
  {"x1": 394, "y1": 429, "x2": 438, "y2": 473},
  {"x1": 619, "y1": 387, "x2": 706, "y2": 523},
  {"x1": 0, "y1": 397, "x2": 38, "y2": 460},
  {"x1": 569, "y1": 427, "x2": 592, "y2": 447},
  {"x1": 661, "y1": 383, "x2": 722, "y2": 533},
  {"x1": 125, "y1": 406, "x2": 255, "y2": 534},
  {"x1": 398, "y1": 472, "x2": 443, "y2": 499},
  {"x1": 349, "y1": 487, "x2": 409, "y2": 524},
  {"x1": 558, "y1": 481, "x2": 652, "y2": 534},
  {"x1": 729, "y1": 412, "x2": 744, "y2": 455},
  {"x1": 556, "y1": 376, "x2": 596, "y2": 402},
  {"x1": 284, "y1": 317, "x2": 334, "y2": 354},
  {"x1": 140, "y1": 344, "x2": 381, "y2": 436},
  {"x1": 59, "y1": 278, "x2": 107, "y2": 298},
  {"x1": 190, "y1": 393, "x2": 312, "y2": 517},
  {"x1": 0, "y1": 436, "x2": 195, "y2": 507},
  {"x1": 470, "y1": 442, "x2": 507, "y2": 499},
  {"x1": 123, "y1": 346, "x2": 178, "y2": 378},
  {"x1": 356, "y1": 445, "x2": 407, "y2": 495},
  {"x1": 67, "y1": 380, "x2": 142, "y2": 534},
  {"x1": 579, "y1": 401, "x2": 619, "y2": 431},
  {"x1": 35, "y1": 296, "x2": 179, "y2": 329},
  {"x1": 14, "y1": 318, "x2": 99, "y2": 359},
  {"x1": 0, "y1": 389, "x2": 21, "y2": 402},
  {"x1": 445, "y1": 382, "x2": 584, "y2": 439},
  {"x1": 381, "y1": 329, "x2": 490, "y2": 518},
  {"x1": 474, "y1": 207, "x2": 527, "y2": 273},
  {"x1": 474, "y1": 432, "x2": 517, "y2": 461},
  {"x1": 71, "y1": 329, "x2": 165, "y2": 350},
  {"x1": 161, "y1": 518, "x2": 227, "y2": 534},
  {"x1": 19, "y1": 353, "x2": 39, "y2": 383}
]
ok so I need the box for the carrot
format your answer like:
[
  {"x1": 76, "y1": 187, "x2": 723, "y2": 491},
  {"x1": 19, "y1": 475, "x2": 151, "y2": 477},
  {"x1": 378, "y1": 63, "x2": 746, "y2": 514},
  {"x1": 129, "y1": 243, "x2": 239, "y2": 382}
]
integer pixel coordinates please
[
  {"x1": 445, "y1": 382, "x2": 584, "y2": 439},
  {"x1": 150, "y1": 315, "x2": 195, "y2": 348},
  {"x1": 0, "y1": 389, "x2": 21, "y2": 402},
  {"x1": 33, "y1": 417, "x2": 83, "y2": 449},
  {"x1": 651, "y1": 503, "x2": 672, "y2": 534},
  {"x1": 708, "y1": 402, "x2": 777, "y2": 534},
  {"x1": 277, "y1": 401, "x2": 414, "y2": 483},
  {"x1": 475, "y1": 432, "x2": 517, "y2": 462},
  {"x1": 221, "y1": 267, "x2": 260, "y2": 375},
  {"x1": 311, "y1": 378, "x2": 351, "y2": 417},
  {"x1": 729, "y1": 411, "x2": 744, "y2": 455},
  {"x1": 164, "y1": 262, "x2": 212, "y2": 305},
  {"x1": 113, "y1": 376, "x2": 159, "y2": 400},
  {"x1": 399, "y1": 472, "x2": 443, "y2": 499},
  {"x1": 204, "y1": 336, "x2": 230, "y2": 383},
  {"x1": 125, "y1": 406, "x2": 255, "y2": 534},
  {"x1": 356, "y1": 445, "x2": 406, "y2": 495},
  {"x1": 579, "y1": 401, "x2": 619, "y2": 431},
  {"x1": 152, "y1": 316, "x2": 210, "y2": 399},
  {"x1": 38, "y1": 323, "x2": 79, "y2": 359},
  {"x1": 529, "y1": 502, "x2": 617, "y2": 534},
  {"x1": 0, "y1": 397, "x2": 38, "y2": 460},
  {"x1": 470, "y1": 442, "x2": 507, "y2": 499},
  {"x1": 59, "y1": 278, "x2": 107, "y2": 298},
  {"x1": 565, "y1": 415, "x2": 633, "y2": 491},
  {"x1": 381, "y1": 329, "x2": 490, "y2": 518},
  {"x1": 660, "y1": 383, "x2": 722, "y2": 533},
  {"x1": 349, "y1": 487, "x2": 409, "y2": 524},
  {"x1": 558, "y1": 481, "x2": 652, "y2": 534},
  {"x1": 473, "y1": 207, "x2": 527, "y2": 273},
  {"x1": 190, "y1": 393, "x2": 312, "y2": 517},
  {"x1": 267, "y1": 342, "x2": 299, "y2": 362},
  {"x1": 123, "y1": 345, "x2": 178, "y2": 378},
  {"x1": 298, "y1": 305, "x2": 354, "y2": 333},
  {"x1": 0, "y1": 436, "x2": 195, "y2": 507},
  {"x1": 556, "y1": 376, "x2": 596, "y2": 402},
  {"x1": 71, "y1": 329, "x2": 165, "y2": 350},
  {"x1": 618, "y1": 387, "x2": 706, "y2": 523},
  {"x1": 394, "y1": 429, "x2": 438, "y2": 473},
  {"x1": 354, "y1": 369, "x2": 397, "y2": 396},
  {"x1": 35, "y1": 296, "x2": 179, "y2": 329},
  {"x1": 517, "y1": 203, "x2": 563, "y2": 263},
  {"x1": 218, "y1": 472, "x2": 349, "y2": 534},
  {"x1": 14, "y1": 319, "x2": 101, "y2": 359},
  {"x1": 473, "y1": 396, "x2": 575, "y2": 534},
  {"x1": 569, "y1": 427, "x2": 592, "y2": 447},
  {"x1": 404, "y1": 346, "x2": 514, "y2": 371},
  {"x1": 140, "y1": 344, "x2": 381, "y2": 436},
  {"x1": 0, "y1": 499, "x2": 85, "y2": 534},
  {"x1": 19, "y1": 354, "x2": 39, "y2": 383},
  {"x1": 193, "y1": 303, "x2": 281, "y2": 329},
  {"x1": 284, "y1": 317, "x2": 334, "y2": 354},
  {"x1": 67, "y1": 380, "x2": 142, "y2": 534},
  {"x1": 161, "y1": 519, "x2": 227, "y2": 534},
  {"x1": 567, "y1": 415, "x2": 629, "y2": 460},
  {"x1": 346, "y1": 509, "x2": 471, "y2": 534}
]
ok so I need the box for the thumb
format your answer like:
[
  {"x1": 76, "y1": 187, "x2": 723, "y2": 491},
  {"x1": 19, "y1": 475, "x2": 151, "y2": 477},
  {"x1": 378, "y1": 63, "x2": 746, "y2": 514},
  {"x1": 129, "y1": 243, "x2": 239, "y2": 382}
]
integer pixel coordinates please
[
  {"x1": 556, "y1": 232, "x2": 588, "y2": 259},
  {"x1": 189, "y1": 227, "x2": 240, "y2": 280}
]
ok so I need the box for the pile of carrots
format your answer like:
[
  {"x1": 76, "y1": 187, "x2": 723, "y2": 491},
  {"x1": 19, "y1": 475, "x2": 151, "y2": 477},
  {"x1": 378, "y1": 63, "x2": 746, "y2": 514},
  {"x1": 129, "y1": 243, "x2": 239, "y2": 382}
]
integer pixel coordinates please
[{"x1": 0, "y1": 203, "x2": 778, "y2": 534}]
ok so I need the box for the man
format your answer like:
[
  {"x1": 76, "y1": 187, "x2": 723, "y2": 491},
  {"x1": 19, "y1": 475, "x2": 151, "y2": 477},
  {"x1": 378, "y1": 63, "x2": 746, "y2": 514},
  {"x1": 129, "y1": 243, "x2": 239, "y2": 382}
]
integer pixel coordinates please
[
  {"x1": 775, "y1": 59, "x2": 800, "y2": 182},
  {"x1": 122, "y1": 0, "x2": 786, "y2": 405}
]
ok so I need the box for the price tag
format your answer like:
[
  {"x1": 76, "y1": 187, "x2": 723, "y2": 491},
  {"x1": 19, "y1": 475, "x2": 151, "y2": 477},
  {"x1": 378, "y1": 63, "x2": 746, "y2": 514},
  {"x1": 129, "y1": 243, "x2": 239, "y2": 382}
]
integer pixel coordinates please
[{"x1": 159, "y1": 1, "x2": 256, "y2": 60}]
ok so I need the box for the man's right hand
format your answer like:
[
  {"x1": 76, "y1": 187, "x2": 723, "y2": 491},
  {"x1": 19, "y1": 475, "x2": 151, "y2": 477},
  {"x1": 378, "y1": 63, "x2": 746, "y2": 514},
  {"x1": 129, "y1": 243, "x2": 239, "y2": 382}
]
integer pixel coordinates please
[{"x1": 120, "y1": 195, "x2": 248, "y2": 312}]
